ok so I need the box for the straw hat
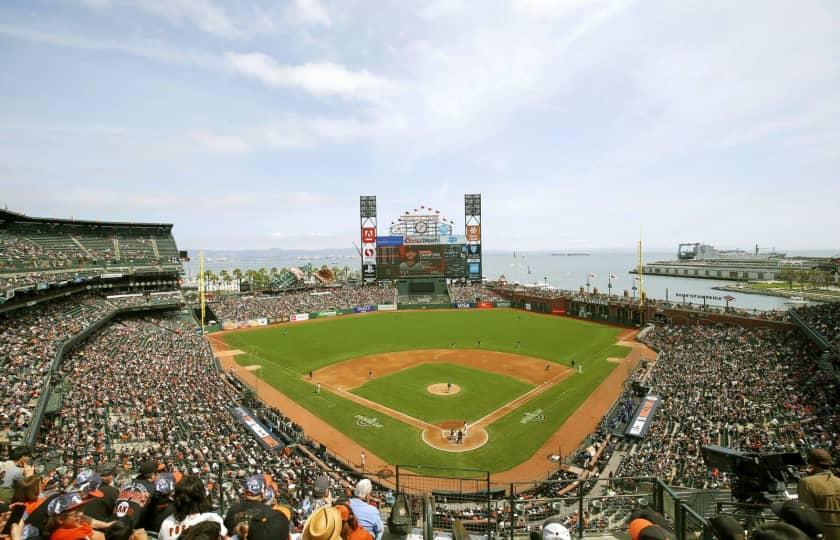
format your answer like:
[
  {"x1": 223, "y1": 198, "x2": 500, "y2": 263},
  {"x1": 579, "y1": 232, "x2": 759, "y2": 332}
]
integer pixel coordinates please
[{"x1": 302, "y1": 506, "x2": 342, "y2": 540}]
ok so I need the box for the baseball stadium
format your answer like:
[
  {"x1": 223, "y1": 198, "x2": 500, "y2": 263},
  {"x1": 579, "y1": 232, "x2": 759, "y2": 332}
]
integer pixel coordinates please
[{"x1": 0, "y1": 197, "x2": 838, "y2": 540}]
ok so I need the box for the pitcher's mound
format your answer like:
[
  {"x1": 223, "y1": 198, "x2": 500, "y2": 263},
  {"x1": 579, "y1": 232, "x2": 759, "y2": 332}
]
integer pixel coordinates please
[{"x1": 427, "y1": 383, "x2": 461, "y2": 395}]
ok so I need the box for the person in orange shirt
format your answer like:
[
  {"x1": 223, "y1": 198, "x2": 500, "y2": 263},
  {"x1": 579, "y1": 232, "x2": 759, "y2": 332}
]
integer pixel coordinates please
[
  {"x1": 335, "y1": 504, "x2": 372, "y2": 540},
  {"x1": 45, "y1": 492, "x2": 112, "y2": 540}
]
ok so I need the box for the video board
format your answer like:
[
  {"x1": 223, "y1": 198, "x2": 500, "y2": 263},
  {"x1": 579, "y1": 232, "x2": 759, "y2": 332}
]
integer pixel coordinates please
[{"x1": 376, "y1": 243, "x2": 467, "y2": 279}]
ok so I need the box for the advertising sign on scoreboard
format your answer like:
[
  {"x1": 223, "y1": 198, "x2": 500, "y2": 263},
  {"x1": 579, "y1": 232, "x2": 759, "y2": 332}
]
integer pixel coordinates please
[
  {"x1": 376, "y1": 236, "x2": 404, "y2": 247},
  {"x1": 361, "y1": 227, "x2": 376, "y2": 243},
  {"x1": 466, "y1": 225, "x2": 481, "y2": 241},
  {"x1": 362, "y1": 262, "x2": 377, "y2": 280},
  {"x1": 362, "y1": 243, "x2": 376, "y2": 260},
  {"x1": 468, "y1": 260, "x2": 481, "y2": 280}
]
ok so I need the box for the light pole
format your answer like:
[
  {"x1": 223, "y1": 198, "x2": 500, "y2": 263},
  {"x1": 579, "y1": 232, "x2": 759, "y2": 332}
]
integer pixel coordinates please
[{"x1": 632, "y1": 285, "x2": 637, "y2": 299}]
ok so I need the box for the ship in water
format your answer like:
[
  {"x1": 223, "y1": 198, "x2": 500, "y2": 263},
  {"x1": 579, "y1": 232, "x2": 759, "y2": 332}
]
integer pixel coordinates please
[
  {"x1": 632, "y1": 243, "x2": 825, "y2": 282},
  {"x1": 677, "y1": 243, "x2": 785, "y2": 261}
]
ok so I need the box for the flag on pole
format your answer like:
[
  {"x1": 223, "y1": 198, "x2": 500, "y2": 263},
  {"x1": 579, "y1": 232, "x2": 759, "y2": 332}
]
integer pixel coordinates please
[
  {"x1": 609, "y1": 274, "x2": 617, "y2": 280},
  {"x1": 588, "y1": 273, "x2": 597, "y2": 278}
]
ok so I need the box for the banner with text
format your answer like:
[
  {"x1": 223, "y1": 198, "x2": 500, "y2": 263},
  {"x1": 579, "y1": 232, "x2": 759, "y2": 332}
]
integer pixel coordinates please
[
  {"x1": 625, "y1": 395, "x2": 661, "y2": 438},
  {"x1": 230, "y1": 406, "x2": 284, "y2": 451}
]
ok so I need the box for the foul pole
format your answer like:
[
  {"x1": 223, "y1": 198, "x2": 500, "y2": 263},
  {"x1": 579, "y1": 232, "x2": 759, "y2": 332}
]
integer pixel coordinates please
[
  {"x1": 637, "y1": 236, "x2": 644, "y2": 309},
  {"x1": 199, "y1": 250, "x2": 206, "y2": 333}
]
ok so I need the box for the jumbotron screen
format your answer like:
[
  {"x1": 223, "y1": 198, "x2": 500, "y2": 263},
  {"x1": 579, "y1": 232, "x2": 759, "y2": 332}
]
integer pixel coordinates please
[{"x1": 376, "y1": 244, "x2": 467, "y2": 278}]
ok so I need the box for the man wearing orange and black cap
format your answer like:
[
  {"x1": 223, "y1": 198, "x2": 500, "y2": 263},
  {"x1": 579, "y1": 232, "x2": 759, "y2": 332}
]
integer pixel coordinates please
[{"x1": 798, "y1": 449, "x2": 840, "y2": 540}]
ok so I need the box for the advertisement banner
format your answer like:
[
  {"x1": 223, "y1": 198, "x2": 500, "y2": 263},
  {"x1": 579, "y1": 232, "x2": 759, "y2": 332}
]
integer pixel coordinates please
[
  {"x1": 495, "y1": 301, "x2": 511, "y2": 308},
  {"x1": 378, "y1": 304, "x2": 397, "y2": 311},
  {"x1": 626, "y1": 395, "x2": 661, "y2": 438},
  {"x1": 525, "y1": 303, "x2": 532, "y2": 311},
  {"x1": 362, "y1": 243, "x2": 376, "y2": 262},
  {"x1": 551, "y1": 308, "x2": 566, "y2": 315},
  {"x1": 477, "y1": 301, "x2": 494, "y2": 309},
  {"x1": 468, "y1": 261, "x2": 481, "y2": 279},
  {"x1": 467, "y1": 244, "x2": 481, "y2": 256},
  {"x1": 353, "y1": 305, "x2": 376, "y2": 313},
  {"x1": 257, "y1": 318, "x2": 268, "y2": 326},
  {"x1": 376, "y1": 235, "x2": 404, "y2": 247},
  {"x1": 230, "y1": 406, "x2": 284, "y2": 451},
  {"x1": 362, "y1": 263, "x2": 376, "y2": 281},
  {"x1": 454, "y1": 302, "x2": 473, "y2": 309},
  {"x1": 290, "y1": 313, "x2": 309, "y2": 322},
  {"x1": 318, "y1": 311, "x2": 337, "y2": 318},
  {"x1": 443, "y1": 235, "x2": 466, "y2": 244},
  {"x1": 361, "y1": 227, "x2": 376, "y2": 243},
  {"x1": 466, "y1": 225, "x2": 481, "y2": 241},
  {"x1": 404, "y1": 235, "x2": 443, "y2": 245}
]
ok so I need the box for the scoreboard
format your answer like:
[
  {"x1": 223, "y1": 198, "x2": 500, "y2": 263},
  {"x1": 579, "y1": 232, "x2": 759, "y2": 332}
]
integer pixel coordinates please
[{"x1": 376, "y1": 243, "x2": 467, "y2": 279}]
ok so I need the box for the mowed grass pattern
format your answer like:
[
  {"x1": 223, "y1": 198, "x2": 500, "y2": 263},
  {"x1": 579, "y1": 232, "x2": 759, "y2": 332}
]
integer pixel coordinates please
[
  {"x1": 351, "y1": 363, "x2": 533, "y2": 424},
  {"x1": 222, "y1": 309, "x2": 629, "y2": 472}
]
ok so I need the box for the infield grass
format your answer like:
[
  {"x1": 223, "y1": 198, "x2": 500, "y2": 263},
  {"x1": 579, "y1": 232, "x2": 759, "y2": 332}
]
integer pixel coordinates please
[
  {"x1": 221, "y1": 309, "x2": 629, "y2": 472},
  {"x1": 352, "y1": 363, "x2": 533, "y2": 424}
]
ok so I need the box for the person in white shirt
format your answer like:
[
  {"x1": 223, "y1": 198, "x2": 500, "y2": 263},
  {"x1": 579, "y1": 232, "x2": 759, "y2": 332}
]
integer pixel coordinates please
[{"x1": 159, "y1": 475, "x2": 226, "y2": 540}]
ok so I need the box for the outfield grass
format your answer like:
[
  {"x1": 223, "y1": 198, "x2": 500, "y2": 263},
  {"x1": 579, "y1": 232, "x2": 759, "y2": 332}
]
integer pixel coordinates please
[
  {"x1": 222, "y1": 309, "x2": 629, "y2": 472},
  {"x1": 352, "y1": 363, "x2": 533, "y2": 424}
]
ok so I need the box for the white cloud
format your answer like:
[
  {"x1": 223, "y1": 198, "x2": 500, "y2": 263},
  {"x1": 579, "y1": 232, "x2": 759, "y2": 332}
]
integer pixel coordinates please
[
  {"x1": 0, "y1": 23, "x2": 217, "y2": 69},
  {"x1": 224, "y1": 52, "x2": 390, "y2": 100},
  {"x1": 129, "y1": 0, "x2": 241, "y2": 38},
  {"x1": 290, "y1": 0, "x2": 332, "y2": 26}
]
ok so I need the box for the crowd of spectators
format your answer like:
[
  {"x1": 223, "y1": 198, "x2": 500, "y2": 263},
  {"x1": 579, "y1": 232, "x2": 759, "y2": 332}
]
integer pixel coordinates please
[
  {"x1": 615, "y1": 324, "x2": 840, "y2": 487},
  {"x1": 105, "y1": 292, "x2": 183, "y2": 309},
  {"x1": 447, "y1": 283, "x2": 505, "y2": 303},
  {"x1": 210, "y1": 286, "x2": 395, "y2": 322},
  {"x1": 36, "y1": 312, "x2": 381, "y2": 532},
  {"x1": 796, "y1": 302, "x2": 840, "y2": 351},
  {"x1": 0, "y1": 294, "x2": 113, "y2": 444}
]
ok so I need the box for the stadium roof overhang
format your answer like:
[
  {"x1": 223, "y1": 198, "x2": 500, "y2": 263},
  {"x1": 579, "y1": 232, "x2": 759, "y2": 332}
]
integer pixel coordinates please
[{"x1": 0, "y1": 208, "x2": 173, "y2": 231}]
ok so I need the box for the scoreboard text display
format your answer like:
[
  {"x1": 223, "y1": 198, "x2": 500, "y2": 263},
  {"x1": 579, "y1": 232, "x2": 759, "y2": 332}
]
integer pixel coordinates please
[{"x1": 376, "y1": 244, "x2": 467, "y2": 279}]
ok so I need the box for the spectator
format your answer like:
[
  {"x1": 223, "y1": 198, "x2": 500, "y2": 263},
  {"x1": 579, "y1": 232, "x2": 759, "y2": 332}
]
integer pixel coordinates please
[
  {"x1": 158, "y1": 475, "x2": 226, "y2": 540},
  {"x1": 797, "y1": 449, "x2": 840, "y2": 540},
  {"x1": 348, "y1": 480, "x2": 382, "y2": 540}
]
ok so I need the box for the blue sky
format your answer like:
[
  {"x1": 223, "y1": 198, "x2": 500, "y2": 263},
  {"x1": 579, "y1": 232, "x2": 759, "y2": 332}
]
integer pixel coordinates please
[{"x1": 0, "y1": 0, "x2": 838, "y2": 251}]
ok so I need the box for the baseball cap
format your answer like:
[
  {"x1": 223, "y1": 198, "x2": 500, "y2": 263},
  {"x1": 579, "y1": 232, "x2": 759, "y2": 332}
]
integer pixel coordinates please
[
  {"x1": 72, "y1": 469, "x2": 104, "y2": 498},
  {"x1": 313, "y1": 476, "x2": 330, "y2": 498},
  {"x1": 249, "y1": 511, "x2": 290, "y2": 540},
  {"x1": 47, "y1": 492, "x2": 99, "y2": 516},
  {"x1": 155, "y1": 473, "x2": 176, "y2": 495},
  {"x1": 244, "y1": 474, "x2": 274, "y2": 502},
  {"x1": 630, "y1": 509, "x2": 671, "y2": 531},
  {"x1": 770, "y1": 500, "x2": 825, "y2": 539},
  {"x1": 541, "y1": 522, "x2": 571, "y2": 540},
  {"x1": 138, "y1": 460, "x2": 164, "y2": 476},
  {"x1": 806, "y1": 448, "x2": 833, "y2": 468}
]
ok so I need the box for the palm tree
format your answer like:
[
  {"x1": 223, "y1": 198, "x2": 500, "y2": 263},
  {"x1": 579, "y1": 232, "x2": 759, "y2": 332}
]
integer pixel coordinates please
[{"x1": 220, "y1": 269, "x2": 231, "y2": 285}]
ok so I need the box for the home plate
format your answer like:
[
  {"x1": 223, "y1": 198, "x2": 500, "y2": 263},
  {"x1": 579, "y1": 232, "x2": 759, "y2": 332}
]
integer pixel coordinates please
[{"x1": 214, "y1": 350, "x2": 245, "y2": 358}]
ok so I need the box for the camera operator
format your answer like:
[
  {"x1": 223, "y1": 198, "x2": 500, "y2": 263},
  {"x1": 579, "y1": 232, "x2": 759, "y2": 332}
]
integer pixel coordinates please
[{"x1": 798, "y1": 449, "x2": 840, "y2": 540}]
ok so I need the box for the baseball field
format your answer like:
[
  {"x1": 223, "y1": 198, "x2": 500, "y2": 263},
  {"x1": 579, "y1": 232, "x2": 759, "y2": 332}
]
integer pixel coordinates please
[{"x1": 214, "y1": 309, "x2": 634, "y2": 474}]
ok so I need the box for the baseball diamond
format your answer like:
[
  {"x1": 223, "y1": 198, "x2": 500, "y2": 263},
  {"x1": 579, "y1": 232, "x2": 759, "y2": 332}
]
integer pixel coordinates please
[{"x1": 210, "y1": 309, "x2": 647, "y2": 477}]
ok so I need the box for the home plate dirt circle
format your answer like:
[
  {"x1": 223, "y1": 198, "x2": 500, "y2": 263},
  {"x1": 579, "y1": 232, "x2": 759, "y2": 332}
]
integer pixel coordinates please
[
  {"x1": 427, "y1": 383, "x2": 461, "y2": 395},
  {"x1": 421, "y1": 421, "x2": 488, "y2": 452}
]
